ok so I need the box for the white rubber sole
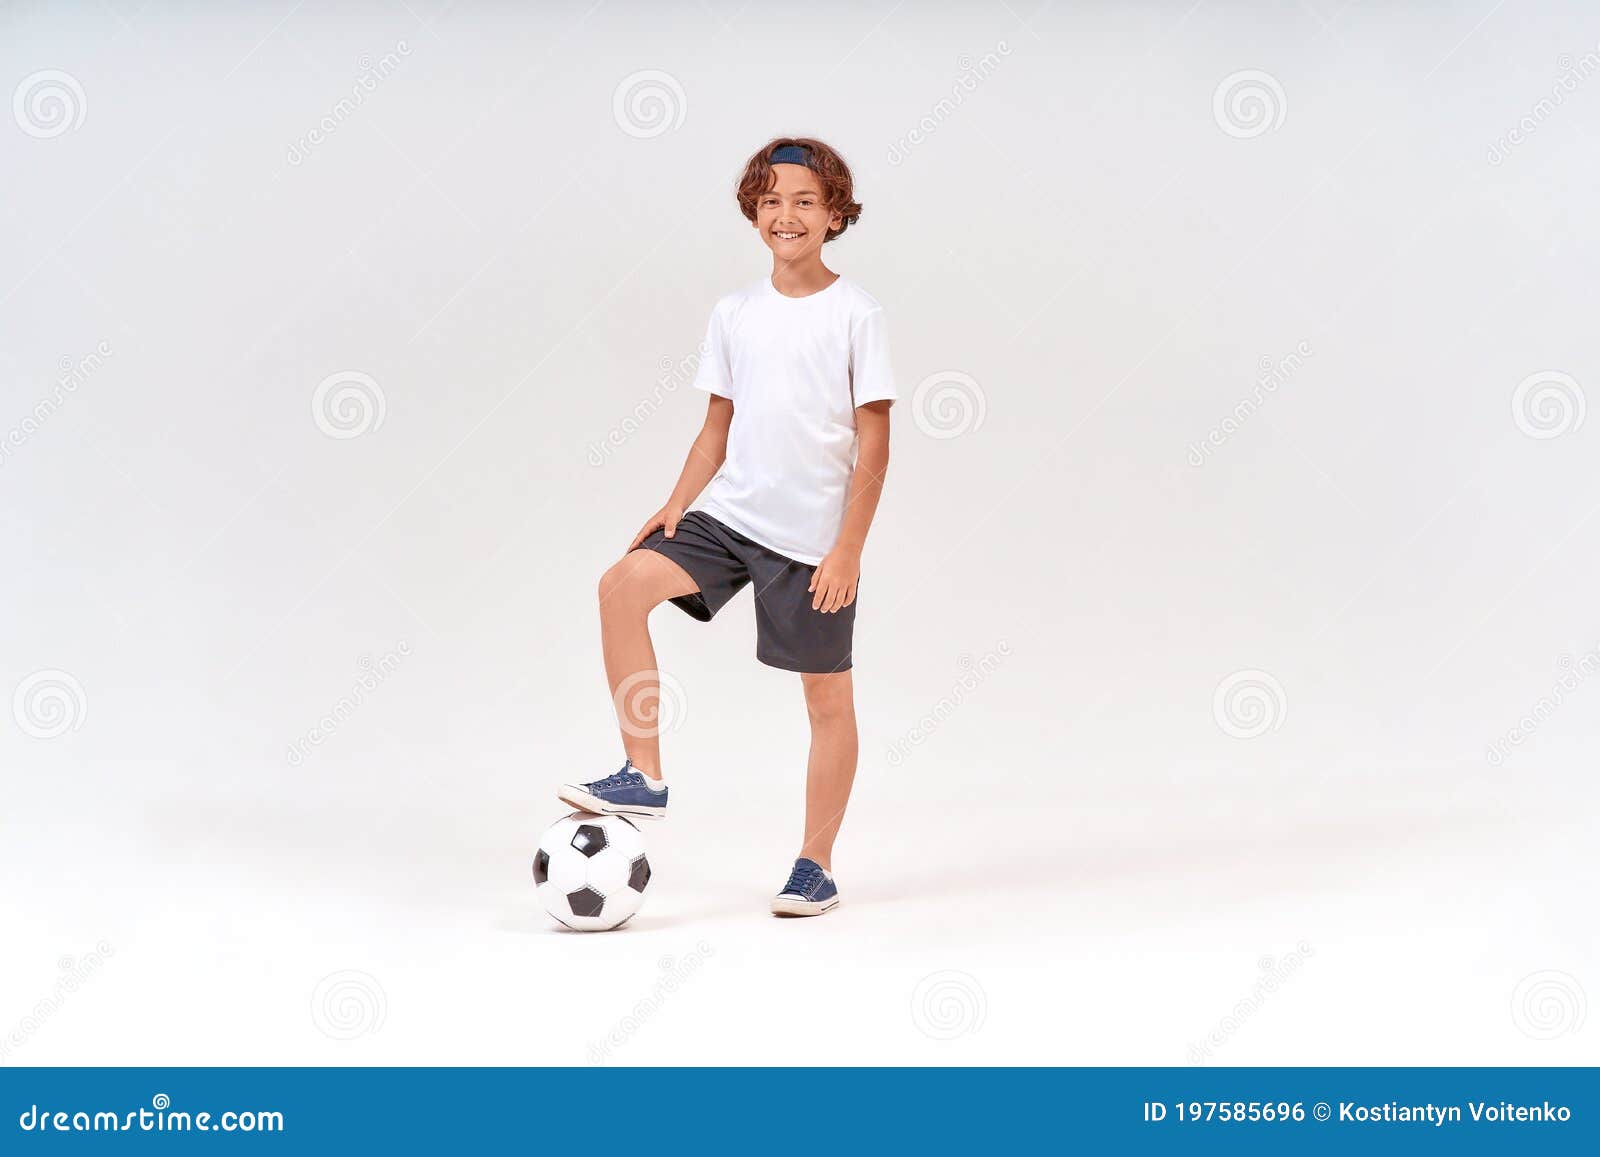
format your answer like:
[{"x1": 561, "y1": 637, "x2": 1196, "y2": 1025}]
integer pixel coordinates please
[
  {"x1": 556, "y1": 786, "x2": 666, "y2": 820},
  {"x1": 770, "y1": 895, "x2": 840, "y2": 917}
]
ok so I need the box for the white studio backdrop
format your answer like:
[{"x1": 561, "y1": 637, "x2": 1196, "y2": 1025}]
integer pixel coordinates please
[{"x1": 2, "y1": 1, "x2": 1595, "y2": 1065}]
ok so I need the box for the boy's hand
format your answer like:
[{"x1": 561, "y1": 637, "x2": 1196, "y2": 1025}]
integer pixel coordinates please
[
  {"x1": 809, "y1": 544, "x2": 861, "y2": 613},
  {"x1": 627, "y1": 504, "x2": 685, "y2": 553}
]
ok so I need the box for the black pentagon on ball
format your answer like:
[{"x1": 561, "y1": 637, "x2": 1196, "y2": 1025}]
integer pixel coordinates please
[
  {"x1": 567, "y1": 886, "x2": 606, "y2": 918},
  {"x1": 628, "y1": 854, "x2": 651, "y2": 892},
  {"x1": 532, "y1": 848, "x2": 550, "y2": 885},
  {"x1": 571, "y1": 823, "x2": 608, "y2": 858}
]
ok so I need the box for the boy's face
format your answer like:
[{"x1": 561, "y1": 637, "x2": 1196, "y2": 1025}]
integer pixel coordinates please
[{"x1": 754, "y1": 162, "x2": 842, "y2": 261}]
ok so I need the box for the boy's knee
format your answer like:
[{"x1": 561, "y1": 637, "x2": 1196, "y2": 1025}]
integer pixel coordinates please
[
  {"x1": 598, "y1": 558, "x2": 634, "y2": 606},
  {"x1": 599, "y1": 554, "x2": 663, "y2": 613},
  {"x1": 803, "y1": 674, "x2": 854, "y2": 721}
]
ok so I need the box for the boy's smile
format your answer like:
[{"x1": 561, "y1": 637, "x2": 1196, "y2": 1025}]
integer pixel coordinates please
[{"x1": 756, "y1": 162, "x2": 842, "y2": 261}]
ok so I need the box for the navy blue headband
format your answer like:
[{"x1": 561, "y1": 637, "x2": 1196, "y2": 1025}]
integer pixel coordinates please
[{"x1": 769, "y1": 144, "x2": 813, "y2": 168}]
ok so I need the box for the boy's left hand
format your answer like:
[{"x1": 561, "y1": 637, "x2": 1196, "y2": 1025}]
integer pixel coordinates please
[{"x1": 809, "y1": 544, "x2": 861, "y2": 613}]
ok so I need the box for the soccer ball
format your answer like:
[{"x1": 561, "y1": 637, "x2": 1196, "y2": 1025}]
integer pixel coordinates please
[{"x1": 532, "y1": 812, "x2": 652, "y2": 931}]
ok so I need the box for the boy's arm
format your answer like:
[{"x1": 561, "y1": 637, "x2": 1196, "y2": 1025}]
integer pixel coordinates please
[
  {"x1": 809, "y1": 399, "x2": 891, "y2": 613},
  {"x1": 669, "y1": 395, "x2": 734, "y2": 511},
  {"x1": 626, "y1": 396, "x2": 733, "y2": 551}
]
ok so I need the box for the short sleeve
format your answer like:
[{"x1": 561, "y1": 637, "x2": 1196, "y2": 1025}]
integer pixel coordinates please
[
  {"x1": 691, "y1": 302, "x2": 734, "y2": 399},
  {"x1": 849, "y1": 307, "x2": 896, "y2": 407}
]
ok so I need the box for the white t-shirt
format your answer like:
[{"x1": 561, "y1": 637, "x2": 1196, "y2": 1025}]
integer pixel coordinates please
[{"x1": 688, "y1": 274, "x2": 897, "y2": 565}]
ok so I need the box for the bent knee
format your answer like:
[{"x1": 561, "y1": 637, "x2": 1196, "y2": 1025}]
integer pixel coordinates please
[
  {"x1": 597, "y1": 559, "x2": 629, "y2": 604},
  {"x1": 598, "y1": 552, "x2": 683, "y2": 613},
  {"x1": 598, "y1": 557, "x2": 648, "y2": 608}
]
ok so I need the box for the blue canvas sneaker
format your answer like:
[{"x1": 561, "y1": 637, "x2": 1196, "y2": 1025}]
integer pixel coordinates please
[
  {"x1": 557, "y1": 760, "x2": 668, "y2": 820},
  {"x1": 770, "y1": 857, "x2": 840, "y2": 917}
]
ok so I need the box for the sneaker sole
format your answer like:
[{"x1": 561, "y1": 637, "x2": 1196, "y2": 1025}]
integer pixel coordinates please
[
  {"x1": 557, "y1": 786, "x2": 666, "y2": 820},
  {"x1": 770, "y1": 895, "x2": 840, "y2": 917}
]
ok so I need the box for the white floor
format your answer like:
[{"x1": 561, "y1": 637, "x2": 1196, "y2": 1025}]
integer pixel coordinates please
[{"x1": 5, "y1": 735, "x2": 1594, "y2": 1067}]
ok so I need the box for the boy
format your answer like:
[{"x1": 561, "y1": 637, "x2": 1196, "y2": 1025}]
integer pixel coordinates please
[{"x1": 559, "y1": 137, "x2": 896, "y2": 918}]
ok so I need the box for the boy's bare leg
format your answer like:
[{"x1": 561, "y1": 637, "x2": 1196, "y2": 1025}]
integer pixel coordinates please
[
  {"x1": 597, "y1": 550, "x2": 699, "y2": 780},
  {"x1": 798, "y1": 669, "x2": 857, "y2": 871}
]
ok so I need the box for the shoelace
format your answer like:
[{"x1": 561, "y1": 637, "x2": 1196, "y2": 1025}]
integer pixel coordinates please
[
  {"x1": 587, "y1": 767, "x2": 634, "y2": 791},
  {"x1": 781, "y1": 861, "x2": 824, "y2": 897}
]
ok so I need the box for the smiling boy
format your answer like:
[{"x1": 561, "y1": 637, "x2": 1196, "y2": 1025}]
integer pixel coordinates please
[{"x1": 558, "y1": 137, "x2": 896, "y2": 917}]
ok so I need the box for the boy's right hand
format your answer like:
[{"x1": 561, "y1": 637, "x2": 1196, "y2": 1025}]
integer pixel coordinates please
[{"x1": 627, "y1": 504, "x2": 685, "y2": 553}]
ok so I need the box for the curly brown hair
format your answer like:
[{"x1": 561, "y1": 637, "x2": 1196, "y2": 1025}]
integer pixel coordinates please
[{"x1": 735, "y1": 137, "x2": 862, "y2": 243}]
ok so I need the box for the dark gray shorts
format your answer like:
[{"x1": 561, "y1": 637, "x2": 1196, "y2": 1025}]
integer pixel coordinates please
[{"x1": 633, "y1": 510, "x2": 855, "y2": 674}]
